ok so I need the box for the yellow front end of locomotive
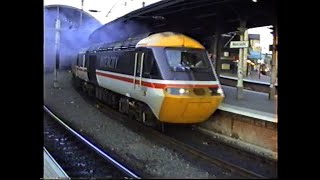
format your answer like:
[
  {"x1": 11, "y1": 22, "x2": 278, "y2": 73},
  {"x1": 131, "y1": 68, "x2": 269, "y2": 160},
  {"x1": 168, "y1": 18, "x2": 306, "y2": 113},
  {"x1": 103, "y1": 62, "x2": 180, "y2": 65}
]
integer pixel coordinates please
[{"x1": 158, "y1": 88, "x2": 224, "y2": 123}]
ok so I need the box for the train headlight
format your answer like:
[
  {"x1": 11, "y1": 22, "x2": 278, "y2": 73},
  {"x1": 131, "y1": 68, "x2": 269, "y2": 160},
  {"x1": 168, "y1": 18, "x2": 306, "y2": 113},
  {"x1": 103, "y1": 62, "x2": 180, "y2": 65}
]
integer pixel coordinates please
[
  {"x1": 179, "y1": 88, "x2": 186, "y2": 94},
  {"x1": 165, "y1": 88, "x2": 189, "y2": 95},
  {"x1": 209, "y1": 87, "x2": 224, "y2": 96},
  {"x1": 217, "y1": 88, "x2": 224, "y2": 95}
]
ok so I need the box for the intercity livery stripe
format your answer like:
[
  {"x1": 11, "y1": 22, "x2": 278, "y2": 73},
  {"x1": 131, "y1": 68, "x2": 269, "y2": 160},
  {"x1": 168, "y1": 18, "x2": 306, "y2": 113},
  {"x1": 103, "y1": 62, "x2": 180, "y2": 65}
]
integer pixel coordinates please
[{"x1": 96, "y1": 70, "x2": 219, "y2": 89}]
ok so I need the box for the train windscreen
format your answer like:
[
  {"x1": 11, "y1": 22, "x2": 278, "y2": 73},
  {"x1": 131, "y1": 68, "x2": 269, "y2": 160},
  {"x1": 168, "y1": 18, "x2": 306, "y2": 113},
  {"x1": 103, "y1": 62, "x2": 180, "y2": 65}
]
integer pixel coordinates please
[{"x1": 165, "y1": 48, "x2": 211, "y2": 72}]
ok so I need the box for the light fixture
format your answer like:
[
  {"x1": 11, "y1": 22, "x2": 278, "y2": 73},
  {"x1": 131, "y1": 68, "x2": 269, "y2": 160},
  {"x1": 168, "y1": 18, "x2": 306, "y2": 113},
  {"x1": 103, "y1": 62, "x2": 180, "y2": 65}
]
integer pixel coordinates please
[
  {"x1": 89, "y1": 9, "x2": 100, "y2": 12},
  {"x1": 152, "y1": 16, "x2": 165, "y2": 20}
]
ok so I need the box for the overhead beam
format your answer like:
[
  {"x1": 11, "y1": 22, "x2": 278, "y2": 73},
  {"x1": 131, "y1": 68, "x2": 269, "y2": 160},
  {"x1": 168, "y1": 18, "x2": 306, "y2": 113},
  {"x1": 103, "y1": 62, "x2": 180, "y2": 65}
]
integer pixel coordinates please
[
  {"x1": 150, "y1": 0, "x2": 230, "y2": 16},
  {"x1": 123, "y1": 0, "x2": 185, "y2": 20},
  {"x1": 196, "y1": 12, "x2": 217, "y2": 19}
]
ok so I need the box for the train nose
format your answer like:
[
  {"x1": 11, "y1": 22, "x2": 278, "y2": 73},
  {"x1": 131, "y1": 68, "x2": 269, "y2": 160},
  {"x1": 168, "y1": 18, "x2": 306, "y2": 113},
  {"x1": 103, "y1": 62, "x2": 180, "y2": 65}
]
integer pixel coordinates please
[{"x1": 158, "y1": 95, "x2": 224, "y2": 123}]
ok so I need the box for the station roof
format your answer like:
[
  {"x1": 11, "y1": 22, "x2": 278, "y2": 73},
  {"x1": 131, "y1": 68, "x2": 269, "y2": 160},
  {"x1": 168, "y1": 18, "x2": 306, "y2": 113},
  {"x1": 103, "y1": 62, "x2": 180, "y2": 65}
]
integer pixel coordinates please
[
  {"x1": 45, "y1": 5, "x2": 102, "y2": 30},
  {"x1": 89, "y1": 0, "x2": 276, "y2": 44}
]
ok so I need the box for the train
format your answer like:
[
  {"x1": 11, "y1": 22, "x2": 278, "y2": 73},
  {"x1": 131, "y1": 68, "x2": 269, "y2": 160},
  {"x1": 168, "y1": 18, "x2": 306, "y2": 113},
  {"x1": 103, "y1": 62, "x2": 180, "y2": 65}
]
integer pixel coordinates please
[{"x1": 71, "y1": 31, "x2": 224, "y2": 127}]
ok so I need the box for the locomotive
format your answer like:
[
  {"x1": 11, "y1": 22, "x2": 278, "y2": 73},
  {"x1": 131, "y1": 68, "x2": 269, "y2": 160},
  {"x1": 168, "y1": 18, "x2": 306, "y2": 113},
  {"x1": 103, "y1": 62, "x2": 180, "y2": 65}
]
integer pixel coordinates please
[{"x1": 72, "y1": 32, "x2": 224, "y2": 127}]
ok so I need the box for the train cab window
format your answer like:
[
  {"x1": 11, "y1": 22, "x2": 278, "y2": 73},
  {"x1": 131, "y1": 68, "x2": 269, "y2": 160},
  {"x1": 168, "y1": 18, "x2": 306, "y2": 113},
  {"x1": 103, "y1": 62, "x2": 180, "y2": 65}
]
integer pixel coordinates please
[
  {"x1": 149, "y1": 62, "x2": 161, "y2": 79},
  {"x1": 141, "y1": 50, "x2": 161, "y2": 79},
  {"x1": 165, "y1": 49, "x2": 181, "y2": 67},
  {"x1": 165, "y1": 48, "x2": 210, "y2": 71}
]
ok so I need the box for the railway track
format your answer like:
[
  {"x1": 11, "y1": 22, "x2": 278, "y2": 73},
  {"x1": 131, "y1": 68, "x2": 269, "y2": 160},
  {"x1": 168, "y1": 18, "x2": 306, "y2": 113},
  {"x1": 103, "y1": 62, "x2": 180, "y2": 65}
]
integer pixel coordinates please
[
  {"x1": 74, "y1": 87, "x2": 271, "y2": 178},
  {"x1": 144, "y1": 127, "x2": 268, "y2": 179},
  {"x1": 43, "y1": 105, "x2": 140, "y2": 179},
  {"x1": 165, "y1": 124, "x2": 277, "y2": 178}
]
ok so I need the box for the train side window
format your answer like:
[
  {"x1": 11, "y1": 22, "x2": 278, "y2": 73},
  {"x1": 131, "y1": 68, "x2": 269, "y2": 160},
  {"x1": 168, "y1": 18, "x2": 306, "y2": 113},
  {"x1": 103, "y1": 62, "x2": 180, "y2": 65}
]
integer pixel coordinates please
[
  {"x1": 127, "y1": 51, "x2": 136, "y2": 75},
  {"x1": 85, "y1": 55, "x2": 90, "y2": 68},
  {"x1": 106, "y1": 57, "x2": 118, "y2": 69},
  {"x1": 100, "y1": 53, "x2": 119, "y2": 69},
  {"x1": 115, "y1": 50, "x2": 135, "y2": 75}
]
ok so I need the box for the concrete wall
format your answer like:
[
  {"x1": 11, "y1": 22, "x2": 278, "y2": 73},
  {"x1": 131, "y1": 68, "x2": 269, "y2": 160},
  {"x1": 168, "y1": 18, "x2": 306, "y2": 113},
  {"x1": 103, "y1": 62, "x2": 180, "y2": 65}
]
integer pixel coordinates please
[{"x1": 198, "y1": 110, "x2": 277, "y2": 159}]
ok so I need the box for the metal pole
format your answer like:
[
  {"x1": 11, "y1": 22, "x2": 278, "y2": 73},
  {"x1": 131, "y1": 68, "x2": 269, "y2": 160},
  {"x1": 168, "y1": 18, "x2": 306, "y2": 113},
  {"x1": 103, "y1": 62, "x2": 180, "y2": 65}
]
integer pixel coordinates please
[
  {"x1": 214, "y1": 9, "x2": 222, "y2": 76},
  {"x1": 243, "y1": 29, "x2": 249, "y2": 77},
  {"x1": 236, "y1": 20, "x2": 247, "y2": 99},
  {"x1": 269, "y1": 25, "x2": 277, "y2": 100},
  {"x1": 53, "y1": 6, "x2": 61, "y2": 88},
  {"x1": 212, "y1": 33, "x2": 220, "y2": 73},
  {"x1": 80, "y1": 0, "x2": 84, "y2": 27}
]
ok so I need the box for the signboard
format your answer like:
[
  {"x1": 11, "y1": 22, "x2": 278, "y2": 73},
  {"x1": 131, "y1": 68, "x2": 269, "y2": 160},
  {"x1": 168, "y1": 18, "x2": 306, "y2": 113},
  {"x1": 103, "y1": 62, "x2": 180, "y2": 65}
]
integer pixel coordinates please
[
  {"x1": 248, "y1": 50, "x2": 261, "y2": 60},
  {"x1": 221, "y1": 64, "x2": 230, "y2": 70},
  {"x1": 230, "y1": 41, "x2": 249, "y2": 48}
]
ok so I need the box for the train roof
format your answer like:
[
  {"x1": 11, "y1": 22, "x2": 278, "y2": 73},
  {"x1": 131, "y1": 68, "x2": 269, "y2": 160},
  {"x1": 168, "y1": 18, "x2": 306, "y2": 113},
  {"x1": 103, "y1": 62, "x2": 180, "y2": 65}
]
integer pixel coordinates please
[
  {"x1": 79, "y1": 48, "x2": 89, "y2": 54},
  {"x1": 136, "y1": 32, "x2": 205, "y2": 49},
  {"x1": 87, "y1": 32, "x2": 151, "y2": 52},
  {"x1": 87, "y1": 32, "x2": 205, "y2": 52}
]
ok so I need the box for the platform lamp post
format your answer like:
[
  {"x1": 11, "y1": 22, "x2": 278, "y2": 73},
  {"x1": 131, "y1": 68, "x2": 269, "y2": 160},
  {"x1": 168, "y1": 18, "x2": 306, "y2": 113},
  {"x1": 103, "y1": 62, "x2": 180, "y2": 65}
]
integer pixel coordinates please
[
  {"x1": 53, "y1": 6, "x2": 61, "y2": 88},
  {"x1": 243, "y1": 29, "x2": 249, "y2": 77},
  {"x1": 236, "y1": 20, "x2": 247, "y2": 99},
  {"x1": 269, "y1": 25, "x2": 278, "y2": 100}
]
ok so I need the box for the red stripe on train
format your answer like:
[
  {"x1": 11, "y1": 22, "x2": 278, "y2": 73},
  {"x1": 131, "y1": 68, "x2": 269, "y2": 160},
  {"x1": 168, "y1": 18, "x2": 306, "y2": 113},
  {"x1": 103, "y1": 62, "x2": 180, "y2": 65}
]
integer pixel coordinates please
[{"x1": 96, "y1": 71, "x2": 218, "y2": 89}]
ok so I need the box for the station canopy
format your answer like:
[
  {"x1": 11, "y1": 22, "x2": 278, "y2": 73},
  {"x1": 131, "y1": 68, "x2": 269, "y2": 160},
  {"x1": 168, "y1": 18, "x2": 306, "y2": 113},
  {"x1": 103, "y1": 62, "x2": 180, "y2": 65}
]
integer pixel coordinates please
[{"x1": 89, "y1": 0, "x2": 276, "y2": 44}]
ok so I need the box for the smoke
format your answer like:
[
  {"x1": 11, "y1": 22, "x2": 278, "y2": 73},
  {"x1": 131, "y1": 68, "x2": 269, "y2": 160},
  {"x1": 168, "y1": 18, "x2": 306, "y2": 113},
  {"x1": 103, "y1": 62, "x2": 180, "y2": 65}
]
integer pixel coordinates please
[
  {"x1": 44, "y1": 6, "x2": 150, "y2": 72},
  {"x1": 88, "y1": 20, "x2": 150, "y2": 44},
  {"x1": 44, "y1": 7, "x2": 101, "y2": 72}
]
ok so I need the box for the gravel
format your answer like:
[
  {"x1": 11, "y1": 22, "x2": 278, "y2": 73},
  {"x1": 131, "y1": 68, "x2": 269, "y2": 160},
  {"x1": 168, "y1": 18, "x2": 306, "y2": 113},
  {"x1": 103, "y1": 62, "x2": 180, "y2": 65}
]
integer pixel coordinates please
[{"x1": 44, "y1": 70, "x2": 216, "y2": 178}]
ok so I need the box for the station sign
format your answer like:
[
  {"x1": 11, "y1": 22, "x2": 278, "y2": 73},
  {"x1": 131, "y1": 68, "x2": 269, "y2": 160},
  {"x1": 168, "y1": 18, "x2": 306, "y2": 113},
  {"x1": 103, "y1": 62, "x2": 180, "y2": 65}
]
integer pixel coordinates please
[{"x1": 230, "y1": 41, "x2": 249, "y2": 48}]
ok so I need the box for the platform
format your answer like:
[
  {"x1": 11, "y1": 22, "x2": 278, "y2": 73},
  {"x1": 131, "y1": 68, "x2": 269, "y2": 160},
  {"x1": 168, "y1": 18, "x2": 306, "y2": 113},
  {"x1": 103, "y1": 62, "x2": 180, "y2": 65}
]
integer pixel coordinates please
[
  {"x1": 220, "y1": 71, "x2": 276, "y2": 85},
  {"x1": 200, "y1": 83, "x2": 277, "y2": 158},
  {"x1": 43, "y1": 147, "x2": 69, "y2": 179},
  {"x1": 220, "y1": 85, "x2": 277, "y2": 120}
]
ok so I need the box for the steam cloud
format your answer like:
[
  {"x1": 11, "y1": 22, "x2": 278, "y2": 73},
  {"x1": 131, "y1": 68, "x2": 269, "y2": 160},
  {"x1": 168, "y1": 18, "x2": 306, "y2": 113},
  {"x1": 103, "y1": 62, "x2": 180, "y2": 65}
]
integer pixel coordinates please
[
  {"x1": 44, "y1": 6, "x2": 150, "y2": 72},
  {"x1": 88, "y1": 20, "x2": 150, "y2": 44},
  {"x1": 44, "y1": 7, "x2": 101, "y2": 72}
]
